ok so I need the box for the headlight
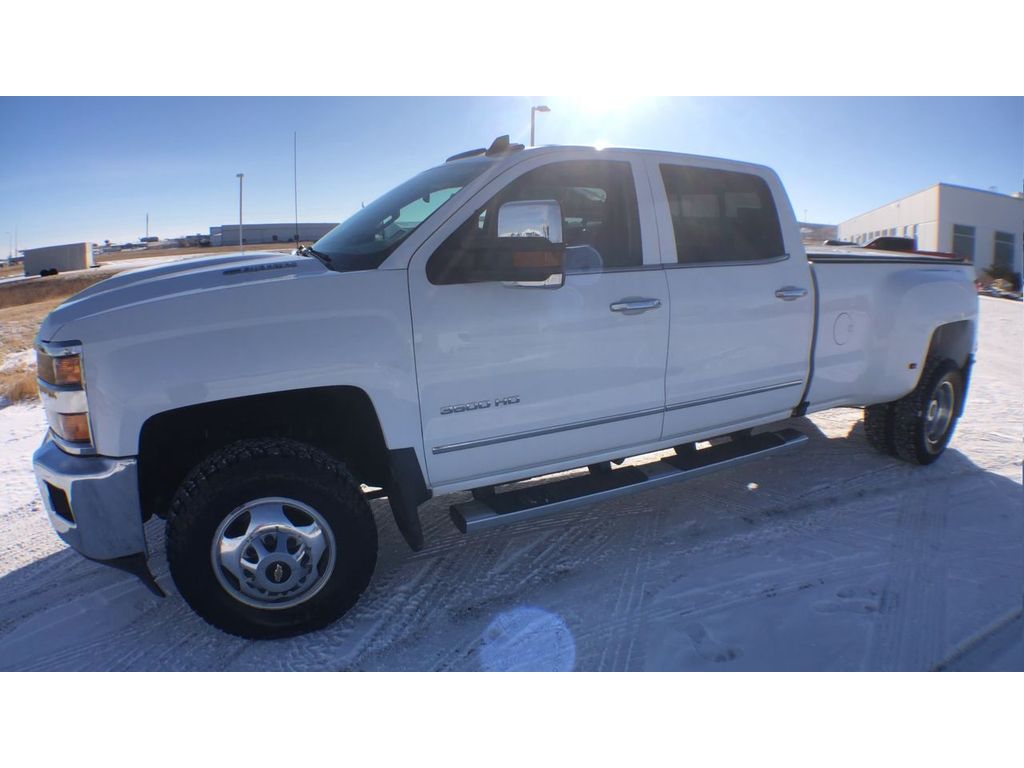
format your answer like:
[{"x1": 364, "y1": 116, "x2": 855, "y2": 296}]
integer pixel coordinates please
[{"x1": 36, "y1": 342, "x2": 93, "y2": 451}]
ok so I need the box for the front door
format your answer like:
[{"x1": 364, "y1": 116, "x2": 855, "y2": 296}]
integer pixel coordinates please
[{"x1": 408, "y1": 154, "x2": 670, "y2": 489}]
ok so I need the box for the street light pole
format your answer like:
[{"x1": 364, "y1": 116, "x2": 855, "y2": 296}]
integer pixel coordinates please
[
  {"x1": 530, "y1": 105, "x2": 550, "y2": 147},
  {"x1": 236, "y1": 173, "x2": 244, "y2": 251}
]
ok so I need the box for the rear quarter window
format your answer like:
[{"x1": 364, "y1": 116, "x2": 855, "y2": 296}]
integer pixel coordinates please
[{"x1": 660, "y1": 164, "x2": 785, "y2": 264}]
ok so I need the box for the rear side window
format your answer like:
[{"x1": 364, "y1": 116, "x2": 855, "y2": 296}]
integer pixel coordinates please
[{"x1": 659, "y1": 164, "x2": 785, "y2": 264}]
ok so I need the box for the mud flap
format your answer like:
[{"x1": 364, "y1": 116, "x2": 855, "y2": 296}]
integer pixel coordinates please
[
  {"x1": 387, "y1": 448, "x2": 431, "y2": 552},
  {"x1": 956, "y1": 354, "x2": 974, "y2": 418},
  {"x1": 87, "y1": 552, "x2": 166, "y2": 597}
]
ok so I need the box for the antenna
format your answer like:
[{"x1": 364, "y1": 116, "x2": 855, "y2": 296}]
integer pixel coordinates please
[{"x1": 293, "y1": 131, "x2": 299, "y2": 246}]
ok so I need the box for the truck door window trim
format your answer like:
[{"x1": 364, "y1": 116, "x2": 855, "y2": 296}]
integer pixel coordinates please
[
  {"x1": 445, "y1": 253, "x2": 793, "y2": 279},
  {"x1": 431, "y1": 380, "x2": 804, "y2": 455},
  {"x1": 661, "y1": 253, "x2": 791, "y2": 269}
]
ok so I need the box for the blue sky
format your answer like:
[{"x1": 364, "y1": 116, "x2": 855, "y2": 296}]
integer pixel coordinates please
[{"x1": 1, "y1": 97, "x2": 1021, "y2": 252}]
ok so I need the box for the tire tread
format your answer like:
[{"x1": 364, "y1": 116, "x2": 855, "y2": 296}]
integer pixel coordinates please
[
  {"x1": 167, "y1": 438, "x2": 377, "y2": 639},
  {"x1": 892, "y1": 357, "x2": 962, "y2": 465}
]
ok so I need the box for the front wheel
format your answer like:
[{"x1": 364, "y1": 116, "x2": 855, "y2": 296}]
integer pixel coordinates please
[{"x1": 167, "y1": 438, "x2": 377, "y2": 639}]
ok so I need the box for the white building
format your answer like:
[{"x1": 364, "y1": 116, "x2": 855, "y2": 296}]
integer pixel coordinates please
[
  {"x1": 838, "y1": 184, "x2": 1024, "y2": 277},
  {"x1": 211, "y1": 222, "x2": 337, "y2": 247}
]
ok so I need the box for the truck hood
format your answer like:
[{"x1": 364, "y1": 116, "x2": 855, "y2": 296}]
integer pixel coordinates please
[{"x1": 38, "y1": 251, "x2": 328, "y2": 341}]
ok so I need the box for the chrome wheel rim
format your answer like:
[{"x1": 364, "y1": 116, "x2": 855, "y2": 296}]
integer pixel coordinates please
[
  {"x1": 924, "y1": 379, "x2": 955, "y2": 450},
  {"x1": 211, "y1": 497, "x2": 336, "y2": 610}
]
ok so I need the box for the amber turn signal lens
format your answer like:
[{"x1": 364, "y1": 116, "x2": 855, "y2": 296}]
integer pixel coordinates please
[
  {"x1": 53, "y1": 355, "x2": 83, "y2": 387},
  {"x1": 49, "y1": 412, "x2": 92, "y2": 443},
  {"x1": 36, "y1": 350, "x2": 83, "y2": 387}
]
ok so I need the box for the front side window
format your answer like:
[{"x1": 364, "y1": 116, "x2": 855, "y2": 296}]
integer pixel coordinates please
[
  {"x1": 952, "y1": 224, "x2": 975, "y2": 259},
  {"x1": 993, "y1": 231, "x2": 1015, "y2": 269},
  {"x1": 660, "y1": 164, "x2": 784, "y2": 264},
  {"x1": 313, "y1": 159, "x2": 493, "y2": 271},
  {"x1": 428, "y1": 159, "x2": 642, "y2": 284}
]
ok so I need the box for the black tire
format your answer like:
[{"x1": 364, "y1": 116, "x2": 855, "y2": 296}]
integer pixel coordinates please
[
  {"x1": 892, "y1": 357, "x2": 964, "y2": 465},
  {"x1": 167, "y1": 438, "x2": 377, "y2": 639},
  {"x1": 863, "y1": 403, "x2": 897, "y2": 456}
]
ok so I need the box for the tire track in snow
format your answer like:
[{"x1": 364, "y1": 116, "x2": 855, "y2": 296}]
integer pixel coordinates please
[{"x1": 863, "y1": 482, "x2": 947, "y2": 670}]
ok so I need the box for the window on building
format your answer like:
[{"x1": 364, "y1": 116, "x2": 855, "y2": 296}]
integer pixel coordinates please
[
  {"x1": 912, "y1": 224, "x2": 919, "y2": 247},
  {"x1": 952, "y1": 224, "x2": 975, "y2": 259},
  {"x1": 659, "y1": 164, "x2": 784, "y2": 264},
  {"x1": 994, "y1": 231, "x2": 1015, "y2": 269}
]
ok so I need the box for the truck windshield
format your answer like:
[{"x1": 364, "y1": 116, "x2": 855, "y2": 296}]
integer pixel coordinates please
[{"x1": 312, "y1": 159, "x2": 494, "y2": 271}]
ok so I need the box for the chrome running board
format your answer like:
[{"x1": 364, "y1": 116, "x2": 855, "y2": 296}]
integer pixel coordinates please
[{"x1": 449, "y1": 428, "x2": 807, "y2": 534}]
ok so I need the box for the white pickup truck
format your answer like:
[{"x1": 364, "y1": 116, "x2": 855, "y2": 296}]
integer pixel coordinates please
[{"x1": 33, "y1": 137, "x2": 979, "y2": 637}]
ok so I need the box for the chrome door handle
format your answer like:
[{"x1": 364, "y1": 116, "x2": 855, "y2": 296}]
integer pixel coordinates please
[
  {"x1": 610, "y1": 298, "x2": 662, "y2": 314},
  {"x1": 774, "y1": 286, "x2": 808, "y2": 301}
]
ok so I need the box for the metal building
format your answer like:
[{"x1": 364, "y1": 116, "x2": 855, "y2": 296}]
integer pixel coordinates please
[
  {"x1": 211, "y1": 222, "x2": 337, "y2": 247},
  {"x1": 838, "y1": 184, "x2": 1024, "y2": 276},
  {"x1": 22, "y1": 242, "x2": 93, "y2": 276}
]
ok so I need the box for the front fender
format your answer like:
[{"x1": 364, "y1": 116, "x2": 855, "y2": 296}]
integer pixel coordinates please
[{"x1": 46, "y1": 269, "x2": 424, "y2": 468}]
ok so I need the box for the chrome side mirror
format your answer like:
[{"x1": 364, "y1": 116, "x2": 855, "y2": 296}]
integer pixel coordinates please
[
  {"x1": 496, "y1": 200, "x2": 564, "y2": 288},
  {"x1": 497, "y1": 200, "x2": 564, "y2": 244}
]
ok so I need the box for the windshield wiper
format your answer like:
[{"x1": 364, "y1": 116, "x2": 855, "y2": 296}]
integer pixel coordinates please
[{"x1": 298, "y1": 245, "x2": 333, "y2": 268}]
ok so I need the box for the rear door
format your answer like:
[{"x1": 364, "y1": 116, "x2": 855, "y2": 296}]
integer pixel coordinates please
[
  {"x1": 645, "y1": 157, "x2": 814, "y2": 442},
  {"x1": 408, "y1": 153, "x2": 670, "y2": 489}
]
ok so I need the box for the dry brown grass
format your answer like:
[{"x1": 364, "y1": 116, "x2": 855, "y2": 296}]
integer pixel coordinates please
[
  {"x1": 1, "y1": 299, "x2": 61, "y2": 356},
  {"x1": 0, "y1": 368, "x2": 38, "y2": 404},
  {"x1": 0, "y1": 298, "x2": 63, "y2": 404},
  {"x1": 0, "y1": 270, "x2": 114, "y2": 311}
]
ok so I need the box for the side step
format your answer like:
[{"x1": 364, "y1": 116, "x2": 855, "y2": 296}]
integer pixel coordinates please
[{"x1": 449, "y1": 428, "x2": 807, "y2": 534}]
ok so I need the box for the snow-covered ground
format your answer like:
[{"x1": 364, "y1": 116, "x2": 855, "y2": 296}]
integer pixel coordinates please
[{"x1": 0, "y1": 298, "x2": 1020, "y2": 671}]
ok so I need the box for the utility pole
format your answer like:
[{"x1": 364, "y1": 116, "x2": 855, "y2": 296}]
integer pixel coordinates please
[
  {"x1": 146, "y1": 212, "x2": 149, "y2": 240},
  {"x1": 294, "y1": 132, "x2": 299, "y2": 246},
  {"x1": 236, "y1": 173, "x2": 245, "y2": 251}
]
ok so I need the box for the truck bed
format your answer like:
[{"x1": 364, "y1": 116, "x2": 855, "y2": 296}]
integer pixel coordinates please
[
  {"x1": 804, "y1": 251, "x2": 977, "y2": 413},
  {"x1": 807, "y1": 244, "x2": 969, "y2": 265}
]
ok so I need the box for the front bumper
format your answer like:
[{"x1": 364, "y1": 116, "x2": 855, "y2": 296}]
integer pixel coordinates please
[{"x1": 33, "y1": 434, "x2": 146, "y2": 561}]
